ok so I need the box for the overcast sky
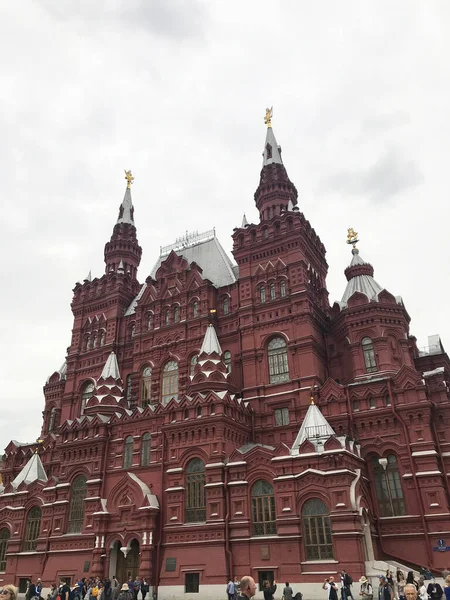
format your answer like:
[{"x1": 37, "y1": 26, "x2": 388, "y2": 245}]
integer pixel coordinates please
[{"x1": 1, "y1": 1, "x2": 449, "y2": 455}]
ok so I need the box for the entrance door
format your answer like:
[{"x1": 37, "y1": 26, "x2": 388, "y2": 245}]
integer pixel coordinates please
[
  {"x1": 117, "y1": 539, "x2": 140, "y2": 583},
  {"x1": 258, "y1": 571, "x2": 274, "y2": 592}
]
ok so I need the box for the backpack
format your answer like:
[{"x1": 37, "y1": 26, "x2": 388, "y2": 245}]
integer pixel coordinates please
[
  {"x1": 345, "y1": 575, "x2": 353, "y2": 586},
  {"x1": 69, "y1": 590, "x2": 77, "y2": 600}
]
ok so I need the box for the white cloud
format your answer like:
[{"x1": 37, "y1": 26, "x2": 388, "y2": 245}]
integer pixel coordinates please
[{"x1": 1, "y1": 0, "x2": 449, "y2": 453}]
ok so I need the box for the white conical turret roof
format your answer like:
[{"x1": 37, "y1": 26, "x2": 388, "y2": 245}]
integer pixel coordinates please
[
  {"x1": 200, "y1": 324, "x2": 222, "y2": 355},
  {"x1": 262, "y1": 126, "x2": 283, "y2": 167},
  {"x1": 11, "y1": 452, "x2": 48, "y2": 489},
  {"x1": 291, "y1": 401, "x2": 336, "y2": 455},
  {"x1": 341, "y1": 248, "x2": 384, "y2": 306},
  {"x1": 117, "y1": 185, "x2": 135, "y2": 225},
  {"x1": 100, "y1": 352, "x2": 121, "y2": 380},
  {"x1": 241, "y1": 213, "x2": 249, "y2": 227}
]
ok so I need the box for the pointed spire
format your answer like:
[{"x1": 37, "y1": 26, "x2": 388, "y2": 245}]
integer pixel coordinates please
[
  {"x1": 100, "y1": 352, "x2": 121, "y2": 380},
  {"x1": 11, "y1": 452, "x2": 48, "y2": 489},
  {"x1": 291, "y1": 402, "x2": 336, "y2": 455},
  {"x1": 117, "y1": 259, "x2": 125, "y2": 274},
  {"x1": 254, "y1": 108, "x2": 298, "y2": 221},
  {"x1": 340, "y1": 229, "x2": 384, "y2": 306},
  {"x1": 200, "y1": 324, "x2": 222, "y2": 355},
  {"x1": 241, "y1": 213, "x2": 249, "y2": 227},
  {"x1": 84, "y1": 270, "x2": 92, "y2": 282},
  {"x1": 116, "y1": 172, "x2": 135, "y2": 225}
]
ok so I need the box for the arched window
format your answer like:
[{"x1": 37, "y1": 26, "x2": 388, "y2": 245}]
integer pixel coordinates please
[
  {"x1": 268, "y1": 337, "x2": 289, "y2": 383},
  {"x1": 223, "y1": 297, "x2": 229, "y2": 315},
  {"x1": 99, "y1": 330, "x2": 106, "y2": 346},
  {"x1": 92, "y1": 332, "x2": 98, "y2": 348},
  {"x1": 280, "y1": 280, "x2": 287, "y2": 298},
  {"x1": 162, "y1": 361, "x2": 179, "y2": 405},
  {"x1": 173, "y1": 305, "x2": 180, "y2": 323},
  {"x1": 24, "y1": 506, "x2": 41, "y2": 551},
  {"x1": 193, "y1": 301, "x2": 199, "y2": 318},
  {"x1": 223, "y1": 351, "x2": 232, "y2": 374},
  {"x1": 123, "y1": 435, "x2": 134, "y2": 469},
  {"x1": 0, "y1": 527, "x2": 10, "y2": 571},
  {"x1": 190, "y1": 355, "x2": 198, "y2": 377},
  {"x1": 260, "y1": 286, "x2": 266, "y2": 303},
  {"x1": 186, "y1": 458, "x2": 206, "y2": 522},
  {"x1": 141, "y1": 367, "x2": 152, "y2": 406},
  {"x1": 141, "y1": 433, "x2": 151, "y2": 466},
  {"x1": 84, "y1": 335, "x2": 90, "y2": 352},
  {"x1": 48, "y1": 407, "x2": 56, "y2": 433},
  {"x1": 147, "y1": 313, "x2": 153, "y2": 330},
  {"x1": 302, "y1": 499, "x2": 334, "y2": 560},
  {"x1": 362, "y1": 337, "x2": 377, "y2": 373},
  {"x1": 81, "y1": 381, "x2": 95, "y2": 414},
  {"x1": 372, "y1": 454, "x2": 406, "y2": 517},
  {"x1": 67, "y1": 475, "x2": 87, "y2": 534},
  {"x1": 270, "y1": 283, "x2": 276, "y2": 301},
  {"x1": 165, "y1": 309, "x2": 170, "y2": 325},
  {"x1": 251, "y1": 480, "x2": 276, "y2": 536},
  {"x1": 126, "y1": 374, "x2": 133, "y2": 403}
]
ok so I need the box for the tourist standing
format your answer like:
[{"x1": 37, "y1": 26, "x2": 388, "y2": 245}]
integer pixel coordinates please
[
  {"x1": 323, "y1": 577, "x2": 339, "y2": 600},
  {"x1": 227, "y1": 579, "x2": 236, "y2": 600},
  {"x1": 358, "y1": 576, "x2": 373, "y2": 600},
  {"x1": 378, "y1": 577, "x2": 393, "y2": 600},
  {"x1": 406, "y1": 574, "x2": 418, "y2": 592},
  {"x1": 239, "y1": 577, "x2": 257, "y2": 600},
  {"x1": 283, "y1": 583, "x2": 294, "y2": 600},
  {"x1": 263, "y1": 580, "x2": 277, "y2": 600},
  {"x1": 341, "y1": 571, "x2": 354, "y2": 600}
]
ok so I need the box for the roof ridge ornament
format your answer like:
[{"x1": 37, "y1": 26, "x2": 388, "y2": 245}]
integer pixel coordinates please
[
  {"x1": 346, "y1": 227, "x2": 359, "y2": 250},
  {"x1": 124, "y1": 169, "x2": 134, "y2": 189},
  {"x1": 264, "y1": 106, "x2": 273, "y2": 128}
]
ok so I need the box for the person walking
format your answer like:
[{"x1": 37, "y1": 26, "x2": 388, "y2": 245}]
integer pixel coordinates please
[
  {"x1": 379, "y1": 576, "x2": 393, "y2": 600},
  {"x1": 427, "y1": 579, "x2": 443, "y2": 600},
  {"x1": 341, "y1": 571, "x2": 354, "y2": 600},
  {"x1": 25, "y1": 579, "x2": 37, "y2": 600},
  {"x1": 358, "y1": 577, "x2": 373, "y2": 600},
  {"x1": 406, "y1": 574, "x2": 418, "y2": 592},
  {"x1": 282, "y1": 583, "x2": 294, "y2": 600},
  {"x1": 323, "y1": 577, "x2": 339, "y2": 600}
]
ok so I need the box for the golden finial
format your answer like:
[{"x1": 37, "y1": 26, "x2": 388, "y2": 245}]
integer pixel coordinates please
[
  {"x1": 346, "y1": 227, "x2": 359, "y2": 249},
  {"x1": 310, "y1": 386, "x2": 315, "y2": 404},
  {"x1": 124, "y1": 169, "x2": 134, "y2": 189},
  {"x1": 264, "y1": 106, "x2": 273, "y2": 128},
  {"x1": 35, "y1": 438, "x2": 44, "y2": 453}
]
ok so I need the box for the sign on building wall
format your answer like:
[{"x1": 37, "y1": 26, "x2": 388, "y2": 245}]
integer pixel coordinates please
[{"x1": 166, "y1": 558, "x2": 176, "y2": 572}]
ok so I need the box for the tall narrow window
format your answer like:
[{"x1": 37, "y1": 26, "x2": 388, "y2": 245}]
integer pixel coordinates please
[
  {"x1": 270, "y1": 283, "x2": 276, "y2": 300},
  {"x1": 173, "y1": 305, "x2": 180, "y2": 323},
  {"x1": 193, "y1": 301, "x2": 199, "y2": 317},
  {"x1": 48, "y1": 407, "x2": 56, "y2": 433},
  {"x1": 372, "y1": 454, "x2": 406, "y2": 517},
  {"x1": 162, "y1": 361, "x2": 179, "y2": 405},
  {"x1": 251, "y1": 480, "x2": 276, "y2": 536},
  {"x1": 123, "y1": 435, "x2": 134, "y2": 469},
  {"x1": 67, "y1": 475, "x2": 87, "y2": 534},
  {"x1": 24, "y1": 506, "x2": 41, "y2": 551},
  {"x1": 165, "y1": 309, "x2": 170, "y2": 325},
  {"x1": 99, "y1": 330, "x2": 106, "y2": 346},
  {"x1": 126, "y1": 374, "x2": 133, "y2": 403},
  {"x1": 280, "y1": 280, "x2": 287, "y2": 298},
  {"x1": 147, "y1": 313, "x2": 153, "y2": 330},
  {"x1": 185, "y1": 573, "x2": 200, "y2": 594},
  {"x1": 260, "y1": 287, "x2": 266, "y2": 303},
  {"x1": 274, "y1": 407, "x2": 289, "y2": 426},
  {"x1": 268, "y1": 337, "x2": 289, "y2": 383},
  {"x1": 223, "y1": 351, "x2": 232, "y2": 374},
  {"x1": 0, "y1": 528, "x2": 10, "y2": 571},
  {"x1": 141, "y1": 433, "x2": 151, "y2": 466},
  {"x1": 92, "y1": 333, "x2": 98, "y2": 348},
  {"x1": 186, "y1": 458, "x2": 206, "y2": 522},
  {"x1": 223, "y1": 297, "x2": 229, "y2": 315},
  {"x1": 362, "y1": 337, "x2": 377, "y2": 373},
  {"x1": 84, "y1": 335, "x2": 90, "y2": 352},
  {"x1": 141, "y1": 367, "x2": 152, "y2": 406},
  {"x1": 81, "y1": 381, "x2": 95, "y2": 414},
  {"x1": 302, "y1": 499, "x2": 334, "y2": 560},
  {"x1": 130, "y1": 325, "x2": 136, "y2": 339},
  {"x1": 190, "y1": 355, "x2": 198, "y2": 377}
]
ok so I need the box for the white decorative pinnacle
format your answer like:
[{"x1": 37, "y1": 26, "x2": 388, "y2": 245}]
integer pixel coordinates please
[
  {"x1": 100, "y1": 352, "x2": 121, "y2": 380},
  {"x1": 200, "y1": 325, "x2": 222, "y2": 355}
]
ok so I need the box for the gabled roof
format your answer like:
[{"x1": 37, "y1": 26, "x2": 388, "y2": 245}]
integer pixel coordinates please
[
  {"x1": 11, "y1": 452, "x2": 48, "y2": 490},
  {"x1": 150, "y1": 234, "x2": 237, "y2": 288},
  {"x1": 291, "y1": 401, "x2": 336, "y2": 455}
]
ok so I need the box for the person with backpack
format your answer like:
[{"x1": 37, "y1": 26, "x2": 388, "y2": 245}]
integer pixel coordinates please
[
  {"x1": 341, "y1": 571, "x2": 354, "y2": 600},
  {"x1": 358, "y1": 577, "x2": 373, "y2": 600},
  {"x1": 117, "y1": 585, "x2": 132, "y2": 600}
]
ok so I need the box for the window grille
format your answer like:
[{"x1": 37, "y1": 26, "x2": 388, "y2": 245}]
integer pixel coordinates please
[
  {"x1": 193, "y1": 301, "x2": 199, "y2": 317},
  {"x1": 268, "y1": 337, "x2": 289, "y2": 383},
  {"x1": 162, "y1": 361, "x2": 178, "y2": 405},
  {"x1": 280, "y1": 280, "x2": 287, "y2": 297},
  {"x1": 372, "y1": 454, "x2": 406, "y2": 517},
  {"x1": 251, "y1": 480, "x2": 276, "y2": 536},
  {"x1": 186, "y1": 459, "x2": 206, "y2": 522},
  {"x1": 123, "y1": 436, "x2": 134, "y2": 469},
  {"x1": 185, "y1": 573, "x2": 199, "y2": 593},
  {"x1": 270, "y1": 283, "x2": 276, "y2": 300},
  {"x1": 0, "y1": 528, "x2": 10, "y2": 571},
  {"x1": 173, "y1": 306, "x2": 180, "y2": 322},
  {"x1": 141, "y1": 433, "x2": 151, "y2": 467},
  {"x1": 24, "y1": 506, "x2": 41, "y2": 551},
  {"x1": 362, "y1": 337, "x2": 377, "y2": 373},
  {"x1": 302, "y1": 499, "x2": 334, "y2": 560},
  {"x1": 260, "y1": 287, "x2": 266, "y2": 303},
  {"x1": 223, "y1": 351, "x2": 232, "y2": 374},
  {"x1": 223, "y1": 297, "x2": 229, "y2": 315},
  {"x1": 274, "y1": 407, "x2": 289, "y2": 426},
  {"x1": 67, "y1": 475, "x2": 87, "y2": 534}
]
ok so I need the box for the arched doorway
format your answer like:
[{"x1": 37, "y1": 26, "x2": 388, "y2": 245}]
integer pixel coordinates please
[{"x1": 116, "y1": 539, "x2": 140, "y2": 583}]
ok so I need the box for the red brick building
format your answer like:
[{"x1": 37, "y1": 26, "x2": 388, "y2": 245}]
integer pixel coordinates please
[{"x1": 1, "y1": 118, "x2": 450, "y2": 599}]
